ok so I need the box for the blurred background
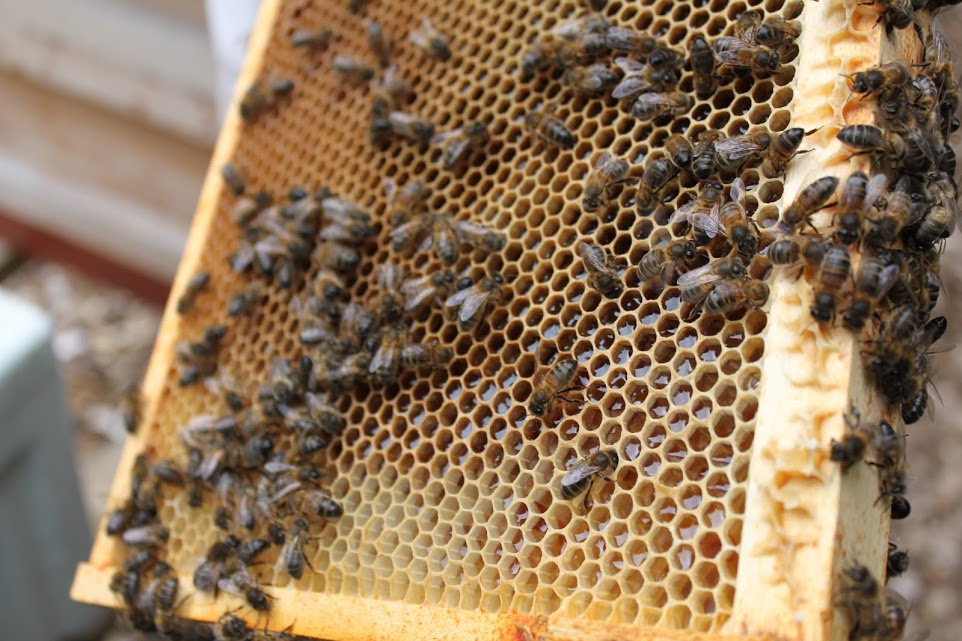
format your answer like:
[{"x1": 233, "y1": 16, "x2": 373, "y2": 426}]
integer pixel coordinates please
[{"x1": 0, "y1": 1, "x2": 959, "y2": 640}]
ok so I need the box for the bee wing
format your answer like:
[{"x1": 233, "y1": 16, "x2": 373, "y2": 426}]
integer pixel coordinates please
[
  {"x1": 673, "y1": 204, "x2": 725, "y2": 238},
  {"x1": 383, "y1": 178, "x2": 398, "y2": 201},
  {"x1": 430, "y1": 128, "x2": 459, "y2": 146},
  {"x1": 668, "y1": 199, "x2": 697, "y2": 223},
  {"x1": 403, "y1": 285, "x2": 437, "y2": 313},
  {"x1": 562, "y1": 460, "x2": 604, "y2": 485},
  {"x1": 676, "y1": 262, "x2": 726, "y2": 288},
  {"x1": 864, "y1": 173, "x2": 889, "y2": 211},
  {"x1": 730, "y1": 176, "x2": 748, "y2": 203},
  {"x1": 611, "y1": 75, "x2": 653, "y2": 100},
  {"x1": 444, "y1": 285, "x2": 473, "y2": 308},
  {"x1": 450, "y1": 219, "x2": 491, "y2": 238},
  {"x1": 578, "y1": 242, "x2": 607, "y2": 273},
  {"x1": 614, "y1": 56, "x2": 645, "y2": 74},
  {"x1": 368, "y1": 341, "x2": 394, "y2": 376},
  {"x1": 457, "y1": 287, "x2": 492, "y2": 323},
  {"x1": 713, "y1": 37, "x2": 753, "y2": 58},
  {"x1": 876, "y1": 264, "x2": 901, "y2": 301},
  {"x1": 408, "y1": 26, "x2": 430, "y2": 50},
  {"x1": 594, "y1": 151, "x2": 613, "y2": 169},
  {"x1": 714, "y1": 136, "x2": 765, "y2": 162},
  {"x1": 388, "y1": 218, "x2": 424, "y2": 244}
]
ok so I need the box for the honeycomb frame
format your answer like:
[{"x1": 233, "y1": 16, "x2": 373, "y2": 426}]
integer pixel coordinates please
[{"x1": 71, "y1": 1, "x2": 906, "y2": 640}]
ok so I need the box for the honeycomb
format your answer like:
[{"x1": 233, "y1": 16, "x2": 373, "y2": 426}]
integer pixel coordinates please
[{"x1": 75, "y1": 0, "x2": 898, "y2": 637}]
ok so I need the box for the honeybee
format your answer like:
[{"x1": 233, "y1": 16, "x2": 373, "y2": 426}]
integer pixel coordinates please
[
  {"x1": 312, "y1": 241, "x2": 361, "y2": 273},
  {"x1": 219, "y1": 568, "x2": 272, "y2": 611},
  {"x1": 670, "y1": 180, "x2": 726, "y2": 244},
  {"x1": 400, "y1": 341, "x2": 454, "y2": 369},
  {"x1": 240, "y1": 79, "x2": 294, "y2": 122},
  {"x1": 837, "y1": 564, "x2": 882, "y2": 637},
  {"x1": 230, "y1": 191, "x2": 271, "y2": 229},
  {"x1": 630, "y1": 91, "x2": 693, "y2": 121},
  {"x1": 845, "y1": 60, "x2": 912, "y2": 99},
  {"x1": 692, "y1": 130, "x2": 725, "y2": 180},
  {"x1": 276, "y1": 518, "x2": 314, "y2": 580},
  {"x1": 564, "y1": 63, "x2": 619, "y2": 96},
  {"x1": 297, "y1": 489, "x2": 344, "y2": 519},
  {"x1": 637, "y1": 238, "x2": 699, "y2": 283},
  {"x1": 433, "y1": 122, "x2": 489, "y2": 169},
  {"x1": 213, "y1": 610, "x2": 250, "y2": 641},
  {"x1": 911, "y1": 171, "x2": 959, "y2": 247},
  {"x1": 880, "y1": 590, "x2": 909, "y2": 639},
  {"x1": 383, "y1": 110, "x2": 436, "y2": 144},
  {"x1": 603, "y1": 27, "x2": 668, "y2": 60},
  {"x1": 560, "y1": 450, "x2": 618, "y2": 509},
  {"x1": 409, "y1": 17, "x2": 451, "y2": 61},
  {"x1": 371, "y1": 65, "x2": 412, "y2": 117},
  {"x1": 583, "y1": 151, "x2": 630, "y2": 212},
  {"x1": 319, "y1": 215, "x2": 374, "y2": 245},
  {"x1": 886, "y1": 542, "x2": 909, "y2": 580},
  {"x1": 292, "y1": 28, "x2": 334, "y2": 49},
  {"x1": 529, "y1": 357, "x2": 582, "y2": 418},
  {"x1": 735, "y1": 11, "x2": 801, "y2": 48},
  {"x1": 221, "y1": 163, "x2": 246, "y2": 196},
  {"x1": 762, "y1": 127, "x2": 815, "y2": 178},
  {"x1": 122, "y1": 524, "x2": 170, "y2": 549},
  {"x1": 761, "y1": 233, "x2": 826, "y2": 273},
  {"x1": 837, "y1": 124, "x2": 935, "y2": 173},
  {"x1": 713, "y1": 129, "x2": 772, "y2": 173},
  {"x1": 811, "y1": 245, "x2": 851, "y2": 324},
  {"x1": 578, "y1": 242, "x2": 623, "y2": 298},
  {"x1": 694, "y1": 279, "x2": 770, "y2": 314},
  {"x1": 871, "y1": 420, "x2": 910, "y2": 520},
  {"x1": 369, "y1": 325, "x2": 407, "y2": 384},
  {"x1": 835, "y1": 172, "x2": 888, "y2": 245},
  {"x1": 444, "y1": 273, "x2": 506, "y2": 332},
  {"x1": 119, "y1": 385, "x2": 142, "y2": 434},
  {"x1": 830, "y1": 410, "x2": 876, "y2": 473},
  {"x1": 842, "y1": 257, "x2": 900, "y2": 331},
  {"x1": 367, "y1": 20, "x2": 392, "y2": 67},
  {"x1": 333, "y1": 55, "x2": 375, "y2": 85},
  {"x1": 376, "y1": 262, "x2": 407, "y2": 321},
  {"x1": 552, "y1": 14, "x2": 610, "y2": 40},
  {"x1": 317, "y1": 352, "x2": 372, "y2": 396},
  {"x1": 384, "y1": 178, "x2": 428, "y2": 223},
  {"x1": 688, "y1": 36, "x2": 717, "y2": 98},
  {"x1": 227, "y1": 282, "x2": 263, "y2": 317},
  {"x1": 400, "y1": 270, "x2": 456, "y2": 314},
  {"x1": 635, "y1": 157, "x2": 680, "y2": 214},
  {"x1": 778, "y1": 176, "x2": 839, "y2": 233},
  {"x1": 525, "y1": 108, "x2": 575, "y2": 149},
  {"x1": 665, "y1": 134, "x2": 694, "y2": 171},
  {"x1": 677, "y1": 257, "x2": 749, "y2": 294},
  {"x1": 672, "y1": 178, "x2": 759, "y2": 256},
  {"x1": 713, "y1": 36, "x2": 780, "y2": 75},
  {"x1": 177, "y1": 325, "x2": 227, "y2": 386},
  {"x1": 612, "y1": 58, "x2": 679, "y2": 102}
]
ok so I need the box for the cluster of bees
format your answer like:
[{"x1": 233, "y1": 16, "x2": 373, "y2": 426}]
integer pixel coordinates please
[{"x1": 98, "y1": 0, "x2": 960, "y2": 638}]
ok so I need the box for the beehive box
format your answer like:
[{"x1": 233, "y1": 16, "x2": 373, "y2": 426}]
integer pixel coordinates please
[{"x1": 71, "y1": 0, "x2": 944, "y2": 639}]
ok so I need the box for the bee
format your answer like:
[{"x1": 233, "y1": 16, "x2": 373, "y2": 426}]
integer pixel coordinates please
[
  {"x1": 333, "y1": 55, "x2": 375, "y2": 85},
  {"x1": 276, "y1": 518, "x2": 314, "y2": 580},
  {"x1": 313, "y1": 241, "x2": 361, "y2": 273},
  {"x1": 560, "y1": 450, "x2": 618, "y2": 509},
  {"x1": 400, "y1": 341, "x2": 454, "y2": 370},
  {"x1": 119, "y1": 385, "x2": 142, "y2": 434},
  {"x1": 318, "y1": 352, "x2": 372, "y2": 396},
  {"x1": 830, "y1": 410, "x2": 876, "y2": 473},
  {"x1": 672, "y1": 178, "x2": 759, "y2": 256},
  {"x1": 453, "y1": 217, "x2": 507, "y2": 252},
  {"x1": 564, "y1": 63, "x2": 619, "y2": 96},
  {"x1": 194, "y1": 541, "x2": 234, "y2": 593},
  {"x1": 367, "y1": 20, "x2": 392, "y2": 67},
  {"x1": 409, "y1": 17, "x2": 451, "y2": 61},
  {"x1": 384, "y1": 178, "x2": 428, "y2": 223},
  {"x1": 670, "y1": 180, "x2": 726, "y2": 245},
  {"x1": 603, "y1": 27, "x2": 666, "y2": 59},
  {"x1": 735, "y1": 11, "x2": 801, "y2": 48},
  {"x1": 122, "y1": 524, "x2": 170, "y2": 549},
  {"x1": 835, "y1": 172, "x2": 888, "y2": 245},
  {"x1": 298, "y1": 489, "x2": 344, "y2": 519},
  {"x1": 227, "y1": 281, "x2": 264, "y2": 319},
  {"x1": 761, "y1": 233, "x2": 826, "y2": 273},
  {"x1": 177, "y1": 325, "x2": 226, "y2": 386},
  {"x1": 583, "y1": 151, "x2": 630, "y2": 212},
  {"x1": 529, "y1": 357, "x2": 582, "y2": 418},
  {"x1": 635, "y1": 157, "x2": 680, "y2": 214},
  {"x1": 525, "y1": 108, "x2": 575, "y2": 149},
  {"x1": 637, "y1": 238, "x2": 699, "y2": 283},
  {"x1": 697, "y1": 279, "x2": 770, "y2": 314},
  {"x1": 291, "y1": 28, "x2": 334, "y2": 50},
  {"x1": 213, "y1": 610, "x2": 250, "y2": 641},
  {"x1": 841, "y1": 257, "x2": 900, "y2": 331},
  {"x1": 375, "y1": 110, "x2": 435, "y2": 144},
  {"x1": 432, "y1": 121, "x2": 488, "y2": 169},
  {"x1": 219, "y1": 568, "x2": 272, "y2": 611},
  {"x1": 911, "y1": 171, "x2": 959, "y2": 247},
  {"x1": 552, "y1": 14, "x2": 610, "y2": 40},
  {"x1": 611, "y1": 58, "x2": 679, "y2": 103},
  {"x1": 630, "y1": 91, "x2": 693, "y2": 121},
  {"x1": 376, "y1": 262, "x2": 407, "y2": 321},
  {"x1": 846, "y1": 61, "x2": 912, "y2": 101},
  {"x1": 713, "y1": 36, "x2": 780, "y2": 75},
  {"x1": 221, "y1": 163, "x2": 246, "y2": 196},
  {"x1": 677, "y1": 257, "x2": 749, "y2": 296},
  {"x1": 864, "y1": 176, "x2": 918, "y2": 248},
  {"x1": 778, "y1": 176, "x2": 839, "y2": 233},
  {"x1": 692, "y1": 130, "x2": 725, "y2": 180},
  {"x1": 887, "y1": 542, "x2": 909, "y2": 580},
  {"x1": 869, "y1": 420, "x2": 910, "y2": 519},
  {"x1": 713, "y1": 129, "x2": 772, "y2": 173},
  {"x1": 578, "y1": 242, "x2": 623, "y2": 298},
  {"x1": 837, "y1": 564, "x2": 882, "y2": 637},
  {"x1": 664, "y1": 134, "x2": 694, "y2": 171},
  {"x1": 762, "y1": 127, "x2": 815, "y2": 178},
  {"x1": 836, "y1": 124, "x2": 935, "y2": 173},
  {"x1": 239, "y1": 79, "x2": 293, "y2": 122},
  {"x1": 688, "y1": 36, "x2": 717, "y2": 99},
  {"x1": 444, "y1": 274, "x2": 507, "y2": 332},
  {"x1": 370, "y1": 325, "x2": 407, "y2": 385},
  {"x1": 400, "y1": 270, "x2": 456, "y2": 314},
  {"x1": 880, "y1": 590, "x2": 909, "y2": 639},
  {"x1": 371, "y1": 65, "x2": 412, "y2": 117},
  {"x1": 319, "y1": 215, "x2": 374, "y2": 245},
  {"x1": 811, "y1": 245, "x2": 851, "y2": 324},
  {"x1": 390, "y1": 213, "x2": 459, "y2": 263},
  {"x1": 230, "y1": 191, "x2": 271, "y2": 228}
]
